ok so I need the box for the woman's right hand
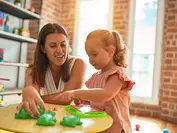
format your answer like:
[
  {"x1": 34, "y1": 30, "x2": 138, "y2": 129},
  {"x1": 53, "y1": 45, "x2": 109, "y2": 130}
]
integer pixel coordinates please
[{"x1": 17, "y1": 86, "x2": 46, "y2": 117}]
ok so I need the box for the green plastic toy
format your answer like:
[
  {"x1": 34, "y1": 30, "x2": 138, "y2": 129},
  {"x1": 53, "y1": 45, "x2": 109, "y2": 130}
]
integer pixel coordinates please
[
  {"x1": 15, "y1": 105, "x2": 44, "y2": 119},
  {"x1": 44, "y1": 110, "x2": 56, "y2": 117},
  {"x1": 65, "y1": 105, "x2": 106, "y2": 118},
  {"x1": 60, "y1": 115, "x2": 82, "y2": 128},
  {"x1": 36, "y1": 113, "x2": 56, "y2": 126}
]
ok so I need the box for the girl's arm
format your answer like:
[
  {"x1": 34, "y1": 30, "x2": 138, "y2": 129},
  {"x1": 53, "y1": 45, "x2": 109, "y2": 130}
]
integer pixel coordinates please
[
  {"x1": 41, "y1": 92, "x2": 69, "y2": 105},
  {"x1": 73, "y1": 74, "x2": 123, "y2": 102},
  {"x1": 42, "y1": 58, "x2": 86, "y2": 104}
]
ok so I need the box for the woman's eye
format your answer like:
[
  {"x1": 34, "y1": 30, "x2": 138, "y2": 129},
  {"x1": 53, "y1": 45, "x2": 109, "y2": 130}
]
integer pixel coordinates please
[
  {"x1": 50, "y1": 45, "x2": 56, "y2": 48},
  {"x1": 61, "y1": 43, "x2": 66, "y2": 46}
]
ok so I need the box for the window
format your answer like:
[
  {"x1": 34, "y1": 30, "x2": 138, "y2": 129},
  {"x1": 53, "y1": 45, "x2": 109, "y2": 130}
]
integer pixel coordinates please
[
  {"x1": 128, "y1": 0, "x2": 165, "y2": 104},
  {"x1": 73, "y1": 0, "x2": 113, "y2": 80}
]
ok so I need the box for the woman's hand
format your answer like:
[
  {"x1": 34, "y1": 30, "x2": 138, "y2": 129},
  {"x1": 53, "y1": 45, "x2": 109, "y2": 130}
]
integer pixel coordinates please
[{"x1": 17, "y1": 86, "x2": 46, "y2": 117}]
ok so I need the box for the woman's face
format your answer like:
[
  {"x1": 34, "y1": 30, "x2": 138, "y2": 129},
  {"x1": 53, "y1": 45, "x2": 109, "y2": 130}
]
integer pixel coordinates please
[{"x1": 43, "y1": 33, "x2": 68, "y2": 67}]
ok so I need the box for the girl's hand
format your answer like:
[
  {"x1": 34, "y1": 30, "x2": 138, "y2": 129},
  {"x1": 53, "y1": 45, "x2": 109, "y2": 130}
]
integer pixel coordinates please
[
  {"x1": 59, "y1": 91, "x2": 75, "y2": 101},
  {"x1": 17, "y1": 86, "x2": 46, "y2": 117}
]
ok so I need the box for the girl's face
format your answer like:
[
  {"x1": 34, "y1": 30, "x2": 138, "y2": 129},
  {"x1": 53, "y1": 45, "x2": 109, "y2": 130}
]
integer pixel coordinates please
[
  {"x1": 43, "y1": 33, "x2": 68, "y2": 68},
  {"x1": 85, "y1": 38, "x2": 115, "y2": 71}
]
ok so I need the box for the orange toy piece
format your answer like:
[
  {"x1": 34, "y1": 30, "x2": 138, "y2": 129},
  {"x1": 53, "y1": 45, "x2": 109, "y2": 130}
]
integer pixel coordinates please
[
  {"x1": 53, "y1": 107, "x2": 57, "y2": 111},
  {"x1": 135, "y1": 124, "x2": 140, "y2": 131},
  {"x1": 27, "y1": 7, "x2": 35, "y2": 13},
  {"x1": 74, "y1": 98, "x2": 83, "y2": 106}
]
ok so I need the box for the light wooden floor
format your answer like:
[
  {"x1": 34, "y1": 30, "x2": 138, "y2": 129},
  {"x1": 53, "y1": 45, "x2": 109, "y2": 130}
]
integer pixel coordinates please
[{"x1": 131, "y1": 115, "x2": 177, "y2": 133}]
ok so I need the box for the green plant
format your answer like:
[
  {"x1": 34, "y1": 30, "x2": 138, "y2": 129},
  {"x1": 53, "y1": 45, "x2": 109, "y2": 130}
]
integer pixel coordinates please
[{"x1": 15, "y1": 0, "x2": 22, "y2": 3}]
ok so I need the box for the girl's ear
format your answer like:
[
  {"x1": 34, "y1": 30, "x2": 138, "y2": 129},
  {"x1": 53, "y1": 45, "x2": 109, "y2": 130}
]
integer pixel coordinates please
[{"x1": 109, "y1": 46, "x2": 115, "y2": 57}]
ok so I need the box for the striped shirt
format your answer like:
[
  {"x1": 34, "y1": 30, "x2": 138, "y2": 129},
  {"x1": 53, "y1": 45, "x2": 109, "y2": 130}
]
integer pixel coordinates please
[
  {"x1": 40, "y1": 56, "x2": 76, "y2": 95},
  {"x1": 85, "y1": 66, "x2": 135, "y2": 133}
]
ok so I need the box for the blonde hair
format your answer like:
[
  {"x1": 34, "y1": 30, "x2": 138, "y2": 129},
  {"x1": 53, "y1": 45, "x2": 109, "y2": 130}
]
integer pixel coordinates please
[{"x1": 85, "y1": 29, "x2": 127, "y2": 68}]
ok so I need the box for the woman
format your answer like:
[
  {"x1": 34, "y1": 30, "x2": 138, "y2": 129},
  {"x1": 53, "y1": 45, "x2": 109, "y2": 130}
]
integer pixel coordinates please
[{"x1": 17, "y1": 23, "x2": 86, "y2": 117}]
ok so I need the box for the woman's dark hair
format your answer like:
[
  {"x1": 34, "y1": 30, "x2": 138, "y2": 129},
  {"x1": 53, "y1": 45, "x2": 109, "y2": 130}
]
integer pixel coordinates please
[{"x1": 31, "y1": 23, "x2": 70, "y2": 87}]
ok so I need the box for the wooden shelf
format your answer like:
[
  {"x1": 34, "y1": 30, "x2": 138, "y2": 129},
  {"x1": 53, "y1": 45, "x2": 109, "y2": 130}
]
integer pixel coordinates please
[
  {"x1": 0, "y1": 30, "x2": 37, "y2": 43},
  {"x1": 0, "y1": 62, "x2": 29, "y2": 67},
  {"x1": 0, "y1": 88, "x2": 22, "y2": 101},
  {"x1": 0, "y1": 88, "x2": 22, "y2": 96},
  {"x1": 0, "y1": 0, "x2": 41, "y2": 19}
]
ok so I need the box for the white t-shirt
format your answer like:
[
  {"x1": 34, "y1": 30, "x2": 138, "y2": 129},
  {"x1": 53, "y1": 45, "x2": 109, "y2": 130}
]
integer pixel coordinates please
[{"x1": 40, "y1": 56, "x2": 76, "y2": 95}]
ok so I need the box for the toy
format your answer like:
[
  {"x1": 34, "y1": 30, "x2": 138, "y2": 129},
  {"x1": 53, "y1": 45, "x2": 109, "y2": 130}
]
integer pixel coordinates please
[
  {"x1": 36, "y1": 113, "x2": 56, "y2": 126},
  {"x1": 13, "y1": 28, "x2": 20, "y2": 35},
  {"x1": 0, "y1": 100, "x2": 3, "y2": 105},
  {"x1": 74, "y1": 98, "x2": 83, "y2": 106},
  {"x1": 53, "y1": 107, "x2": 57, "y2": 111},
  {"x1": 162, "y1": 129, "x2": 169, "y2": 133},
  {"x1": 60, "y1": 115, "x2": 82, "y2": 128},
  {"x1": 14, "y1": 0, "x2": 22, "y2": 7},
  {"x1": 0, "y1": 83, "x2": 4, "y2": 92},
  {"x1": 15, "y1": 105, "x2": 44, "y2": 119},
  {"x1": 19, "y1": 28, "x2": 30, "y2": 37},
  {"x1": 27, "y1": 7, "x2": 35, "y2": 13},
  {"x1": 44, "y1": 110, "x2": 56, "y2": 117},
  {"x1": 0, "y1": 12, "x2": 4, "y2": 31},
  {"x1": 135, "y1": 124, "x2": 140, "y2": 131},
  {"x1": 6, "y1": 0, "x2": 13, "y2": 3},
  {"x1": 65, "y1": 105, "x2": 106, "y2": 118},
  {"x1": 15, "y1": 107, "x2": 33, "y2": 119},
  {"x1": 0, "y1": 100, "x2": 7, "y2": 107},
  {"x1": 15, "y1": 104, "x2": 57, "y2": 126},
  {"x1": 4, "y1": 16, "x2": 10, "y2": 32},
  {"x1": 0, "y1": 48, "x2": 4, "y2": 62}
]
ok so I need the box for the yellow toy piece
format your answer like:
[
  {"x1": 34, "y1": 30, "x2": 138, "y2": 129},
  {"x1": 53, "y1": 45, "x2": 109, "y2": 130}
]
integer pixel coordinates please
[{"x1": 0, "y1": 101, "x2": 4, "y2": 105}]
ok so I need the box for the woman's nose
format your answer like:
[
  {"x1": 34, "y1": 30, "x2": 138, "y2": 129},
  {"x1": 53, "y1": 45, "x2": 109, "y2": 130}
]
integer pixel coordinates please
[{"x1": 56, "y1": 45, "x2": 62, "y2": 53}]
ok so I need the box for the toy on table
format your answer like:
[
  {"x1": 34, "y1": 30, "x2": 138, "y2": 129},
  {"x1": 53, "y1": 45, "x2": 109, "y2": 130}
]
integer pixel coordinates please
[
  {"x1": 15, "y1": 105, "x2": 44, "y2": 119},
  {"x1": 53, "y1": 107, "x2": 57, "y2": 111},
  {"x1": 65, "y1": 105, "x2": 106, "y2": 118},
  {"x1": 36, "y1": 113, "x2": 56, "y2": 126},
  {"x1": 60, "y1": 115, "x2": 82, "y2": 128},
  {"x1": 74, "y1": 98, "x2": 83, "y2": 106},
  {"x1": 15, "y1": 104, "x2": 57, "y2": 126},
  {"x1": 162, "y1": 129, "x2": 169, "y2": 133},
  {"x1": 135, "y1": 124, "x2": 140, "y2": 131},
  {"x1": 44, "y1": 110, "x2": 56, "y2": 117}
]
